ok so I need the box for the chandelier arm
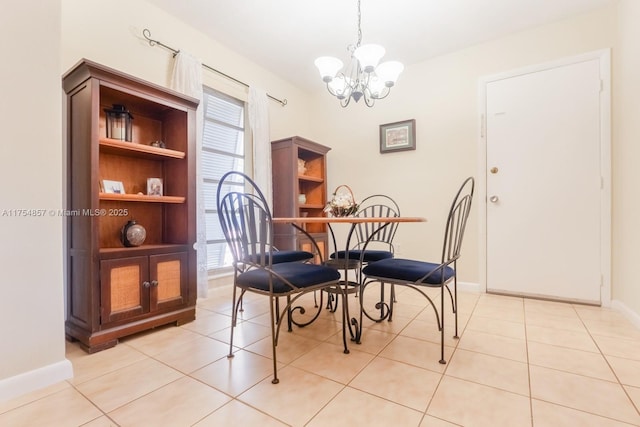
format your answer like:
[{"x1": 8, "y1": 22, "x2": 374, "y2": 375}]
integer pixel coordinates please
[
  {"x1": 363, "y1": 94, "x2": 375, "y2": 107},
  {"x1": 369, "y1": 86, "x2": 392, "y2": 100},
  {"x1": 325, "y1": 83, "x2": 337, "y2": 97},
  {"x1": 377, "y1": 89, "x2": 392, "y2": 100}
]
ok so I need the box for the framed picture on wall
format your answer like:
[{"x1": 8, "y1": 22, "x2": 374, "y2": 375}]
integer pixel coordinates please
[{"x1": 380, "y1": 119, "x2": 416, "y2": 153}]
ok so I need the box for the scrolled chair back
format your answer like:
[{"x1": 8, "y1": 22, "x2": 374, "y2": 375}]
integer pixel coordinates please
[
  {"x1": 442, "y1": 176, "x2": 475, "y2": 265},
  {"x1": 354, "y1": 194, "x2": 401, "y2": 250},
  {"x1": 217, "y1": 171, "x2": 274, "y2": 269}
]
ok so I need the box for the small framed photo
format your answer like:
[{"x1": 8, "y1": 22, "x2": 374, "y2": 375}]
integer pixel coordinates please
[
  {"x1": 102, "y1": 179, "x2": 125, "y2": 194},
  {"x1": 147, "y1": 178, "x2": 163, "y2": 196},
  {"x1": 380, "y1": 119, "x2": 416, "y2": 153}
]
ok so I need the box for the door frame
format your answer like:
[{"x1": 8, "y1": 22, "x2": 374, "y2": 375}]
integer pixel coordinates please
[{"x1": 477, "y1": 49, "x2": 611, "y2": 306}]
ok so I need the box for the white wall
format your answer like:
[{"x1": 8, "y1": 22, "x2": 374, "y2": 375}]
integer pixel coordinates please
[
  {"x1": 0, "y1": 1, "x2": 72, "y2": 401},
  {"x1": 60, "y1": 0, "x2": 315, "y2": 140},
  {"x1": 612, "y1": 0, "x2": 640, "y2": 318},
  {"x1": 310, "y1": 5, "x2": 618, "y2": 288}
]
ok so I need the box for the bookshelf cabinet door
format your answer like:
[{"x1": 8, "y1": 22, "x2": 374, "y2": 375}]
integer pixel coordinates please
[
  {"x1": 100, "y1": 256, "x2": 150, "y2": 324},
  {"x1": 150, "y1": 252, "x2": 188, "y2": 311}
]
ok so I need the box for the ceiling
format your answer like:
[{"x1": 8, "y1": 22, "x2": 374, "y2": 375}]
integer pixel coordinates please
[{"x1": 146, "y1": 0, "x2": 615, "y2": 91}]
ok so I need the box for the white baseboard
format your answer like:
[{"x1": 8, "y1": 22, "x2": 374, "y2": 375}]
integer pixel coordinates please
[
  {"x1": 207, "y1": 272, "x2": 233, "y2": 290},
  {"x1": 0, "y1": 359, "x2": 73, "y2": 403},
  {"x1": 457, "y1": 281, "x2": 482, "y2": 293},
  {"x1": 611, "y1": 299, "x2": 640, "y2": 330}
]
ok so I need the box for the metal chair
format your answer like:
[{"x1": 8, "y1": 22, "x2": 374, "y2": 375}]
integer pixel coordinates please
[
  {"x1": 216, "y1": 171, "x2": 315, "y2": 313},
  {"x1": 217, "y1": 171, "x2": 340, "y2": 384},
  {"x1": 329, "y1": 194, "x2": 400, "y2": 267},
  {"x1": 360, "y1": 177, "x2": 474, "y2": 364},
  {"x1": 327, "y1": 195, "x2": 401, "y2": 315}
]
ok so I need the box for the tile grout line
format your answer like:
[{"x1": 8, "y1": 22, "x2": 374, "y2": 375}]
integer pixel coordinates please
[
  {"x1": 421, "y1": 289, "x2": 479, "y2": 425},
  {"x1": 574, "y1": 304, "x2": 640, "y2": 419},
  {"x1": 523, "y1": 298, "x2": 534, "y2": 427}
]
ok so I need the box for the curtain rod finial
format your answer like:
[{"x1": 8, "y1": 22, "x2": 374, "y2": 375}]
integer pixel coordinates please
[{"x1": 142, "y1": 28, "x2": 155, "y2": 46}]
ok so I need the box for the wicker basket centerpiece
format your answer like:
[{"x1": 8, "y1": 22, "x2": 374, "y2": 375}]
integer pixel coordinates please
[{"x1": 325, "y1": 185, "x2": 359, "y2": 217}]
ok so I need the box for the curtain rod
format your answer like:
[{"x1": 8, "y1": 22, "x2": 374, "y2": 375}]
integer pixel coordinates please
[{"x1": 142, "y1": 29, "x2": 287, "y2": 106}]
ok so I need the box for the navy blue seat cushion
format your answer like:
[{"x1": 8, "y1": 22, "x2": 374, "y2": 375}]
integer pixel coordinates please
[
  {"x1": 330, "y1": 249, "x2": 393, "y2": 262},
  {"x1": 237, "y1": 262, "x2": 340, "y2": 294},
  {"x1": 244, "y1": 250, "x2": 314, "y2": 264},
  {"x1": 362, "y1": 258, "x2": 455, "y2": 285}
]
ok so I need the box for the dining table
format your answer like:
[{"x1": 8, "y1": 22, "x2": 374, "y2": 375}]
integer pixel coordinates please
[{"x1": 272, "y1": 215, "x2": 427, "y2": 354}]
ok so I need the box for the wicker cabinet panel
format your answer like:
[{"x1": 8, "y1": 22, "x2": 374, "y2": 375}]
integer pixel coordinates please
[
  {"x1": 151, "y1": 252, "x2": 188, "y2": 311},
  {"x1": 100, "y1": 256, "x2": 149, "y2": 324}
]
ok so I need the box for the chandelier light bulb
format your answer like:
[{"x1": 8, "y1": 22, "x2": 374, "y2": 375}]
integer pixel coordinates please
[
  {"x1": 367, "y1": 75, "x2": 387, "y2": 97},
  {"x1": 375, "y1": 61, "x2": 404, "y2": 86},
  {"x1": 353, "y1": 44, "x2": 385, "y2": 73},
  {"x1": 314, "y1": 56, "x2": 344, "y2": 82},
  {"x1": 328, "y1": 75, "x2": 352, "y2": 99}
]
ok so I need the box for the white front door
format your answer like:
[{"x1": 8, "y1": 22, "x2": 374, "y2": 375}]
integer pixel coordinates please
[{"x1": 483, "y1": 51, "x2": 610, "y2": 304}]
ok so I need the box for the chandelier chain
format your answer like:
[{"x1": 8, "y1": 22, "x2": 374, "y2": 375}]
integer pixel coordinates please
[{"x1": 357, "y1": 0, "x2": 362, "y2": 48}]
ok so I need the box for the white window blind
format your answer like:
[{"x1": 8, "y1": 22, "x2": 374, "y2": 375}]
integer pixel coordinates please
[{"x1": 202, "y1": 86, "x2": 246, "y2": 271}]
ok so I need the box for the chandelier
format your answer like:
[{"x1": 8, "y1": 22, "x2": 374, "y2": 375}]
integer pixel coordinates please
[{"x1": 314, "y1": 0, "x2": 404, "y2": 107}]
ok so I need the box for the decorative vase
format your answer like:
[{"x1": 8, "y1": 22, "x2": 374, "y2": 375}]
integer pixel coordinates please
[
  {"x1": 297, "y1": 158, "x2": 307, "y2": 175},
  {"x1": 121, "y1": 220, "x2": 146, "y2": 247}
]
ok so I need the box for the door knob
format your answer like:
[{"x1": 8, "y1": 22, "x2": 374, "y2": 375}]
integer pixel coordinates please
[
  {"x1": 489, "y1": 195, "x2": 499, "y2": 203},
  {"x1": 490, "y1": 167, "x2": 499, "y2": 174}
]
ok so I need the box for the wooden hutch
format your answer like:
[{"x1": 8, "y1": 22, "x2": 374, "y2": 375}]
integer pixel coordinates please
[
  {"x1": 63, "y1": 59, "x2": 198, "y2": 352},
  {"x1": 271, "y1": 136, "x2": 330, "y2": 262}
]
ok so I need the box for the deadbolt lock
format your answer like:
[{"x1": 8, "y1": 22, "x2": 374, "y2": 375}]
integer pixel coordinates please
[{"x1": 490, "y1": 167, "x2": 499, "y2": 174}]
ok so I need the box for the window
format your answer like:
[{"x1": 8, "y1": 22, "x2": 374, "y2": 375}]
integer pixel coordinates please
[{"x1": 202, "y1": 86, "x2": 246, "y2": 271}]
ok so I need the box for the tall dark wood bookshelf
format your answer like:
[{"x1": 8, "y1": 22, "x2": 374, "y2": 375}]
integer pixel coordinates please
[
  {"x1": 271, "y1": 136, "x2": 330, "y2": 263},
  {"x1": 63, "y1": 59, "x2": 198, "y2": 352}
]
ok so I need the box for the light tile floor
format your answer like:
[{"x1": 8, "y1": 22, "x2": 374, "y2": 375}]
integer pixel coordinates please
[{"x1": 2, "y1": 284, "x2": 640, "y2": 426}]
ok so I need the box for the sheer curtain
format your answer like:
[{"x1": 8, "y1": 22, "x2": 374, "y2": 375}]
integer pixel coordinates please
[
  {"x1": 248, "y1": 87, "x2": 272, "y2": 207},
  {"x1": 170, "y1": 51, "x2": 208, "y2": 299}
]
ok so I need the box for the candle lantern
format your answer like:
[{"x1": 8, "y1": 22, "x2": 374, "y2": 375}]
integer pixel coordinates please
[{"x1": 104, "y1": 104, "x2": 133, "y2": 141}]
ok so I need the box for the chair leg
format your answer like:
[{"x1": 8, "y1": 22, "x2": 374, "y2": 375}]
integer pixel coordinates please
[
  {"x1": 388, "y1": 282, "x2": 394, "y2": 322},
  {"x1": 268, "y1": 295, "x2": 280, "y2": 384},
  {"x1": 340, "y1": 285, "x2": 350, "y2": 354},
  {"x1": 453, "y1": 276, "x2": 459, "y2": 339},
  {"x1": 439, "y1": 284, "x2": 446, "y2": 365},
  {"x1": 379, "y1": 283, "x2": 386, "y2": 319},
  {"x1": 286, "y1": 296, "x2": 293, "y2": 332},
  {"x1": 228, "y1": 285, "x2": 240, "y2": 359}
]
